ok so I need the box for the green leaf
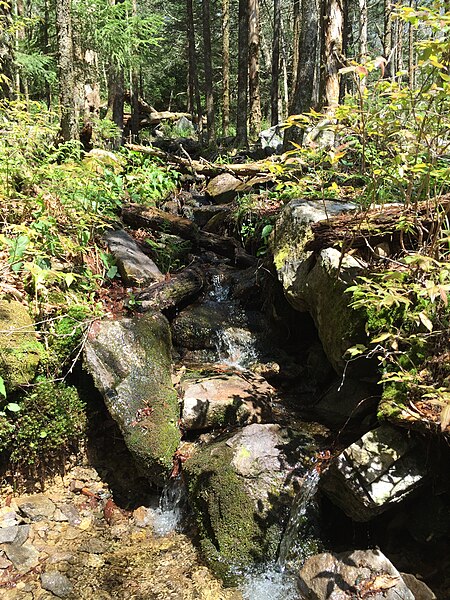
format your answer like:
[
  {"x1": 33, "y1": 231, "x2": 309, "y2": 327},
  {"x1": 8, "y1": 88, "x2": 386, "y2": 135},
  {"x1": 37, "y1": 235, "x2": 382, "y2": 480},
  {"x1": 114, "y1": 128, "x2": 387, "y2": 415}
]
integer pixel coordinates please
[
  {"x1": 6, "y1": 403, "x2": 20, "y2": 413},
  {"x1": 261, "y1": 224, "x2": 273, "y2": 239},
  {"x1": 0, "y1": 377, "x2": 6, "y2": 398}
]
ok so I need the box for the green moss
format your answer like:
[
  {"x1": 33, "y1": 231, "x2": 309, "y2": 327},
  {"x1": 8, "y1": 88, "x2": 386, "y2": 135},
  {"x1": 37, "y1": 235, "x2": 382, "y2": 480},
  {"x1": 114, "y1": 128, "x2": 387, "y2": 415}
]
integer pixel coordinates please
[
  {"x1": 377, "y1": 384, "x2": 407, "y2": 422},
  {"x1": 0, "y1": 300, "x2": 43, "y2": 392},
  {"x1": 185, "y1": 443, "x2": 271, "y2": 583},
  {"x1": 8, "y1": 379, "x2": 86, "y2": 466}
]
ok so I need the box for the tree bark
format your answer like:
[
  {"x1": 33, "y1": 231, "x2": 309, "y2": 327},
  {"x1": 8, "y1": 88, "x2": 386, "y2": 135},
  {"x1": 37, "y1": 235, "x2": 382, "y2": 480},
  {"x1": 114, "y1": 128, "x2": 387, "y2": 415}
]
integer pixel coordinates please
[
  {"x1": 285, "y1": 0, "x2": 320, "y2": 147},
  {"x1": 291, "y1": 0, "x2": 301, "y2": 94},
  {"x1": 321, "y1": 0, "x2": 344, "y2": 110},
  {"x1": 271, "y1": 0, "x2": 281, "y2": 125},
  {"x1": 358, "y1": 0, "x2": 367, "y2": 61},
  {"x1": 202, "y1": 0, "x2": 215, "y2": 143},
  {"x1": 122, "y1": 204, "x2": 200, "y2": 241},
  {"x1": 135, "y1": 266, "x2": 205, "y2": 312},
  {"x1": 237, "y1": 0, "x2": 249, "y2": 146},
  {"x1": 0, "y1": 1, "x2": 14, "y2": 98},
  {"x1": 222, "y1": 0, "x2": 230, "y2": 134},
  {"x1": 248, "y1": 0, "x2": 262, "y2": 139},
  {"x1": 55, "y1": 0, "x2": 78, "y2": 141}
]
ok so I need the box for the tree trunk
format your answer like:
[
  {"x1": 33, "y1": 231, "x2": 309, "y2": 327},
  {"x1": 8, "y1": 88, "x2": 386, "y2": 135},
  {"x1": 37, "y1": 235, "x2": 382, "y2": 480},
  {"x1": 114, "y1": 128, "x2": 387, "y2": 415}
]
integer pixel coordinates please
[
  {"x1": 291, "y1": 0, "x2": 301, "y2": 93},
  {"x1": 44, "y1": 0, "x2": 52, "y2": 108},
  {"x1": 55, "y1": 0, "x2": 78, "y2": 141},
  {"x1": 107, "y1": 65, "x2": 124, "y2": 144},
  {"x1": 187, "y1": 0, "x2": 203, "y2": 136},
  {"x1": 321, "y1": 0, "x2": 344, "y2": 110},
  {"x1": 271, "y1": 0, "x2": 281, "y2": 125},
  {"x1": 222, "y1": 0, "x2": 230, "y2": 134},
  {"x1": 285, "y1": 0, "x2": 320, "y2": 147},
  {"x1": 0, "y1": 2, "x2": 14, "y2": 98},
  {"x1": 130, "y1": 0, "x2": 140, "y2": 141},
  {"x1": 237, "y1": 0, "x2": 249, "y2": 146},
  {"x1": 136, "y1": 266, "x2": 205, "y2": 312},
  {"x1": 384, "y1": 0, "x2": 393, "y2": 79},
  {"x1": 358, "y1": 0, "x2": 367, "y2": 61},
  {"x1": 248, "y1": 0, "x2": 261, "y2": 139},
  {"x1": 202, "y1": 0, "x2": 215, "y2": 143}
]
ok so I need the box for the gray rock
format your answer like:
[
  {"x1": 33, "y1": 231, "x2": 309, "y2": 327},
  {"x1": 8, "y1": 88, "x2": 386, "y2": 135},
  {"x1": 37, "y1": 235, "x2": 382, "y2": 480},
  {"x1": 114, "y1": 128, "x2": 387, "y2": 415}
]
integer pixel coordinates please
[
  {"x1": 181, "y1": 373, "x2": 273, "y2": 430},
  {"x1": 400, "y1": 573, "x2": 436, "y2": 599},
  {"x1": 174, "y1": 116, "x2": 195, "y2": 136},
  {"x1": 298, "y1": 549, "x2": 415, "y2": 600},
  {"x1": 259, "y1": 125, "x2": 283, "y2": 154},
  {"x1": 0, "y1": 553, "x2": 12, "y2": 569},
  {"x1": 312, "y1": 378, "x2": 378, "y2": 427},
  {"x1": 3, "y1": 542, "x2": 39, "y2": 573},
  {"x1": 84, "y1": 312, "x2": 181, "y2": 484},
  {"x1": 40, "y1": 572, "x2": 73, "y2": 598},
  {"x1": 206, "y1": 173, "x2": 242, "y2": 203},
  {"x1": 104, "y1": 229, "x2": 164, "y2": 286},
  {"x1": 271, "y1": 199, "x2": 365, "y2": 372},
  {"x1": 58, "y1": 504, "x2": 81, "y2": 526},
  {"x1": 190, "y1": 204, "x2": 231, "y2": 228},
  {"x1": 0, "y1": 526, "x2": 20, "y2": 544},
  {"x1": 320, "y1": 425, "x2": 427, "y2": 521},
  {"x1": 16, "y1": 495, "x2": 56, "y2": 521}
]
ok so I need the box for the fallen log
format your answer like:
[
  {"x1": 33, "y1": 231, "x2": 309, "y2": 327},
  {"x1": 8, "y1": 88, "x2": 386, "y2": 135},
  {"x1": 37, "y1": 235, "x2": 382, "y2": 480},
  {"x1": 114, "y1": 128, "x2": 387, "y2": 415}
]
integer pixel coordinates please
[
  {"x1": 122, "y1": 204, "x2": 199, "y2": 241},
  {"x1": 125, "y1": 143, "x2": 276, "y2": 178},
  {"x1": 134, "y1": 265, "x2": 204, "y2": 312},
  {"x1": 305, "y1": 198, "x2": 450, "y2": 254}
]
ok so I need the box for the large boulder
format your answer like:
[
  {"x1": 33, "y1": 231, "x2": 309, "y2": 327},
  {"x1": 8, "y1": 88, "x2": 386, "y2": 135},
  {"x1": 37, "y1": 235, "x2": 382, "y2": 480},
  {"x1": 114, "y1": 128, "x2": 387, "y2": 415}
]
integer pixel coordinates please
[
  {"x1": 206, "y1": 173, "x2": 242, "y2": 203},
  {"x1": 271, "y1": 199, "x2": 365, "y2": 372},
  {"x1": 184, "y1": 423, "x2": 317, "y2": 581},
  {"x1": 84, "y1": 312, "x2": 180, "y2": 484},
  {"x1": 320, "y1": 425, "x2": 427, "y2": 521},
  {"x1": 180, "y1": 372, "x2": 274, "y2": 430},
  {"x1": 298, "y1": 549, "x2": 415, "y2": 600},
  {"x1": 0, "y1": 300, "x2": 42, "y2": 393}
]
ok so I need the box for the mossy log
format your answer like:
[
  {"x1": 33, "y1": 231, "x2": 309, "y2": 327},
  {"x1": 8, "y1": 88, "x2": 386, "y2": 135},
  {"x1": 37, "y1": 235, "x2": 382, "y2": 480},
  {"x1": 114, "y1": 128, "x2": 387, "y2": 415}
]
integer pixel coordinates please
[
  {"x1": 122, "y1": 203, "x2": 199, "y2": 241},
  {"x1": 135, "y1": 266, "x2": 205, "y2": 312},
  {"x1": 305, "y1": 198, "x2": 450, "y2": 254}
]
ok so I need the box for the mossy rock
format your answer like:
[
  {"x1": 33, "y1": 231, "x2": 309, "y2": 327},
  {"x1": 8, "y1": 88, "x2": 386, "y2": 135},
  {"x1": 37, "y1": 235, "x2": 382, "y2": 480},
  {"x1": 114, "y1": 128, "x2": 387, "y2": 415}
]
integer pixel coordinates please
[
  {"x1": 0, "y1": 300, "x2": 43, "y2": 392},
  {"x1": 84, "y1": 312, "x2": 181, "y2": 484},
  {"x1": 184, "y1": 423, "x2": 318, "y2": 582}
]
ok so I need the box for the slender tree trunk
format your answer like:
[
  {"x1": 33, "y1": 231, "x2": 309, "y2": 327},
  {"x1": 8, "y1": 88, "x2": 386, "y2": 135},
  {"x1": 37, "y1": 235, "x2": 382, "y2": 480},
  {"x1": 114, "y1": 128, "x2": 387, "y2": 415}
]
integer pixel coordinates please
[
  {"x1": 248, "y1": 0, "x2": 261, "y2": 139},
  {"x1": 130, "y1": 0, "x2": 140, "y2": 141},
  {"x1": 13, "y1": 0, "x2": 21, "y2": 98},
  {"x1": 280, "y1": 19, "x2": 289, "y2": 118},
  {"x1": 44, "y1": 0, "x2": 52, "y2": 107},
  {"x1": 222, "y1": 0, "x2": 230, "y2": 134},
  {"x1": 0, "y1": 2, "x2": 14, "y2": 98},
  {"x1": 384, "y1": 0, "x2": 393, "y2": 79},
  {"x1": 55, "y1": 0, "x2": 78, "y2": 141},
  {"x1": 408, "y1": 0, "x2": 415, "y2": 88},
  {"x1": 321, "y1": 0, "x2": 344, "y2": 110},
  {"x1": 358, "y1": 0, "x2": 367, "y2": 61},
  {"x1": 202, "y1": 0, "x2": 215, "y2": 143},
  {"x1": 237, "y1": 0, "x2": 248, "y2": 146},
  {"x1": 271, "y1": 0, "x2": 281, "y2": 125},
  {"x1": 291, "y1": 0, "x2": 301, "y2": 93},
  {"x1": 187, "y1": 0, "x2": 203, "y2": 137}
]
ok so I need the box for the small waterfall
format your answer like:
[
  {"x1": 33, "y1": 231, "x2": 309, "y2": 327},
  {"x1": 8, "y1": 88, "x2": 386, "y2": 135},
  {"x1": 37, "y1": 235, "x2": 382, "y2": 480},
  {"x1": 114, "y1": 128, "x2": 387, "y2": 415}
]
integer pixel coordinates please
[
  {"x1": 241, "y1": 566, "x2": 299, "y2": 600},
  {"x1": 277, "y1": 468, "x2": 321, "y2": 569},
  {"x1": 151, "y1": 476, "x2": 187, "y2": 536},
  {"x1": 215, "y1": 326, "x2": 260, "y2": 369}
]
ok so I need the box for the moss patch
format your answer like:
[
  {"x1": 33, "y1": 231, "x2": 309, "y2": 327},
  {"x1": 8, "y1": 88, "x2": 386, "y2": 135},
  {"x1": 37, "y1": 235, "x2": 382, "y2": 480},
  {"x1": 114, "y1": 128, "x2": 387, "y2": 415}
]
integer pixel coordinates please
[{"x1": 0, "y1": 300, "x2": 43, "y2": 392}]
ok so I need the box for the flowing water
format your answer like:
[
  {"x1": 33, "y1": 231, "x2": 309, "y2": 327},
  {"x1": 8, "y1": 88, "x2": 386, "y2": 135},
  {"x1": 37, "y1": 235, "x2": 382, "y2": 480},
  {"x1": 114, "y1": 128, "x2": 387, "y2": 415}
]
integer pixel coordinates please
[{"x1": 150, "y1": 475, "x2": 187, "y2": 536}]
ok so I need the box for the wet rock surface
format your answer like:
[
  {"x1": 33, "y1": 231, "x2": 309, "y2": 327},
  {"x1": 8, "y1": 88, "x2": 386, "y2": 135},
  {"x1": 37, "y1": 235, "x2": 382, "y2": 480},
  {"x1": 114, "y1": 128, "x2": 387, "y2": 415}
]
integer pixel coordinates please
[{"x1": 298, "y1": 549, "x2": 415, "y2": 600}]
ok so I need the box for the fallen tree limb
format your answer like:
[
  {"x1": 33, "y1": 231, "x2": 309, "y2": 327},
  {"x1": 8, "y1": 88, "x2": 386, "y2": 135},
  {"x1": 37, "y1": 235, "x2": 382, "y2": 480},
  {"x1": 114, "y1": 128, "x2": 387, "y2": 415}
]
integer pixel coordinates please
[
  {"x1": 305, "y1": 198, "x2": 450, "y2": 254},
  {"x1": 135, "y1": 265, "x2": 204, "y2": 312},
  {"x1": 125, "y1": 143, "x2": 276, "y2": 178},
  {"x1": 122, "y1": 203, "x2": 199, "y2": 241}
]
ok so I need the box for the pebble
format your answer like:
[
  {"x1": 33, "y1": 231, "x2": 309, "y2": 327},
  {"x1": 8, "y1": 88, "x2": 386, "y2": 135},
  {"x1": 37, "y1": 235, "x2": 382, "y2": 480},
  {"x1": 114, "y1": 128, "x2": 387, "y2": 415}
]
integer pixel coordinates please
[{"x1": 15, "y1": 495, "x2": 56, "y2": 521}]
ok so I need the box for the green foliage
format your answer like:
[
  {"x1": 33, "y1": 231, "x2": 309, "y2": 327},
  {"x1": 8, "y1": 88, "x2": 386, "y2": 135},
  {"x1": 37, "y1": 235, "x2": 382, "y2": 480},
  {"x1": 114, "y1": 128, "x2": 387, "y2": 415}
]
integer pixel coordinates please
[
  {"x1": 3, "y1": 379, "x2": 86, "y2": 466},
  {"x1": 346, "y1": 254, "x2": 450, "y2": 432}
]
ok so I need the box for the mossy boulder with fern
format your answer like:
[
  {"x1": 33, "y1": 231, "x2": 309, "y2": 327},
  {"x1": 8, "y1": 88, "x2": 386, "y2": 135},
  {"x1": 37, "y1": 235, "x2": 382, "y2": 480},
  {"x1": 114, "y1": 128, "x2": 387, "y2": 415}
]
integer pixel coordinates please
[
  {"x1": 84, "y1": 312, "x2": 181, "y2": 484},
  {"x1": 0, "y1": 300, "x2": 43, "y2": 393}
]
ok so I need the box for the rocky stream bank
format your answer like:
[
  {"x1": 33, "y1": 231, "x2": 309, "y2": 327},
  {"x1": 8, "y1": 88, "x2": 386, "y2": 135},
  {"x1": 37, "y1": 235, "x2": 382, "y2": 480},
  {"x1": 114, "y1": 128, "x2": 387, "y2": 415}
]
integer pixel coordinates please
[{"x1": 1, "y1": 167, "x2": 450, "y2": 599}]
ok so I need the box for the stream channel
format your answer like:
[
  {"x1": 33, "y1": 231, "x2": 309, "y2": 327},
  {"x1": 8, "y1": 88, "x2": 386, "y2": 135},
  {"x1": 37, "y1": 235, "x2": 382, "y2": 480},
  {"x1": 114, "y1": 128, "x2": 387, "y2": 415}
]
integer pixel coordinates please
[{"x1": 1, "y1": 189, "x2": 449, "y2": 599}]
